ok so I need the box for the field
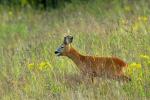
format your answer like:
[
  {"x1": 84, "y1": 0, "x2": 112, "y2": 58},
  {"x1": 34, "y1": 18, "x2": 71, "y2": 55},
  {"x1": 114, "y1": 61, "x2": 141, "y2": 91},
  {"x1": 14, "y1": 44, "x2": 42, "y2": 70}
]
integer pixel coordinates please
[{"x1": 0, "y1": 1, "x2": 150, "y2": 100}]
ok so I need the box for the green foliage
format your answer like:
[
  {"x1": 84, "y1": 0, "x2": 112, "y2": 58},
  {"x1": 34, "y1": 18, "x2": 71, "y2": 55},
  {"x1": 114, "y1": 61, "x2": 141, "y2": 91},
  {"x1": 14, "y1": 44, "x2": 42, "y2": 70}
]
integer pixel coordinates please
[{"x1": 0, "y1": 0, "x2": 150, "y2": 100}]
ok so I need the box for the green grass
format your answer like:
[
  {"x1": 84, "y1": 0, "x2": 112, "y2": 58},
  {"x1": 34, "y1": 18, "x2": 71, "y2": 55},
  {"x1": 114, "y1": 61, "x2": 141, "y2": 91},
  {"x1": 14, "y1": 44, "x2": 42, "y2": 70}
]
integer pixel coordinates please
[{"x1": 0, "y1": 1, "x2": 150, "y2": 100}]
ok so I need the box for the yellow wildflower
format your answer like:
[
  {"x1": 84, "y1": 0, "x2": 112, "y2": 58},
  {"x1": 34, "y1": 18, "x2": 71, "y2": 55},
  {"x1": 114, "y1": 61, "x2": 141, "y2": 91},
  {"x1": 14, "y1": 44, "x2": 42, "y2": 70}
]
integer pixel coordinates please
[
  {"x1": 136, "y1": 63, "x2": 141, "y2": 69},
  {"x1": 129, "y1": 62, "x2": 141, "y2": 69},
  {"x1": 129, "y1": 62, "x2": 137, "y2": 67},
  {"x1": 140, "y1": 54, "x2": 150, "y2": 60},
  {"x1": 143, "y1": 16, "x2": 148, "y2": 22},
  {"x1": 138, "y1": 16, "x2": 148, "y2": 22},
  {"x1": 39, "y1": 61, "x2": 48, "y2": 70},
  {"x1": 40, "y1": 61, "x2": 47, "y2": 67},
  {"x1": 28, "y1": 63, "x2": 35, "y2": 70}
]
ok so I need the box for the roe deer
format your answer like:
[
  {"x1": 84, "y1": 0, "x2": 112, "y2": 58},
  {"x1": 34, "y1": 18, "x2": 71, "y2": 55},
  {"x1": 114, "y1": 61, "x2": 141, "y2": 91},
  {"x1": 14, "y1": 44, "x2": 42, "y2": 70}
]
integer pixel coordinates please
[{"x1": 55, "y1": 35, "x2": 131, "y2": 82}]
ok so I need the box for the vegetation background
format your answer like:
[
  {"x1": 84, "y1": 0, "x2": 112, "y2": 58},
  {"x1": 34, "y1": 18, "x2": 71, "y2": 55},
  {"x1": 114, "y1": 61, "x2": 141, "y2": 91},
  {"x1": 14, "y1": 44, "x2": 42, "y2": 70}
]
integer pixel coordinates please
[{"x1": 0, "y1": 0, "x2": 150, "y2": 99}]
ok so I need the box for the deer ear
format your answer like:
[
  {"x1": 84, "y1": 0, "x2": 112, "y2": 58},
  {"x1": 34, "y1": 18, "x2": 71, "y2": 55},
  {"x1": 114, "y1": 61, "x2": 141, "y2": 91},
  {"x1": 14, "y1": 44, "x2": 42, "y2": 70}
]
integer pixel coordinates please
[
  {"x1": 64, "y1": 35, "x2": 73, "y2": 44},
  {"x1": 70, "y1": 36, "x2": 73, "y2": 43}
]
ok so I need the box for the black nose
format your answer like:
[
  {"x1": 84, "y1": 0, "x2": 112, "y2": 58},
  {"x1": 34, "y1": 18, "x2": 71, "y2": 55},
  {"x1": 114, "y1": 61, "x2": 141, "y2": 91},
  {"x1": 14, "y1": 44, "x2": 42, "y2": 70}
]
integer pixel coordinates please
[{"x1": 55, "y1": 51, "x2": 58, "y2": 54}]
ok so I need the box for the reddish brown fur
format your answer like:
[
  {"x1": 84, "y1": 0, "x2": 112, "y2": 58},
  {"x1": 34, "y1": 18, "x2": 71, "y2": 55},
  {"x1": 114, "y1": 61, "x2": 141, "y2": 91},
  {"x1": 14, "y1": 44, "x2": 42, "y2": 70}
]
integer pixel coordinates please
[{"x1": 64, "y1": 46, "x2": 131, "y2": 82}]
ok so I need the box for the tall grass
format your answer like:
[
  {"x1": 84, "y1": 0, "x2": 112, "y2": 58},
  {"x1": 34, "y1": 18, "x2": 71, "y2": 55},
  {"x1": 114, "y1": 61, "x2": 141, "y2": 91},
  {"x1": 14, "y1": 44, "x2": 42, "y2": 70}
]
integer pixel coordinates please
[{"x1": 0, "y1": 1, "x2": 150, "y2": 100}]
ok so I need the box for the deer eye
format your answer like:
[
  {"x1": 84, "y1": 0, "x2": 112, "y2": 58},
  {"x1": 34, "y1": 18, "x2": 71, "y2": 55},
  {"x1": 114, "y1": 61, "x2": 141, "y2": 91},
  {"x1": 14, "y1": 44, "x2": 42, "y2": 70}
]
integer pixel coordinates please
[{"x1": 61, "y1": 46, "x2": 64, "y2": 48}]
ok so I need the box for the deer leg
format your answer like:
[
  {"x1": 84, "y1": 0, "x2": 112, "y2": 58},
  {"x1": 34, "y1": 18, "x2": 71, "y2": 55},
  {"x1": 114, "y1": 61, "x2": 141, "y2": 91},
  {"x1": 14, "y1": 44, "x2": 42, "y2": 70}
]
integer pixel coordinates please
[
  {"x1": 90, "y1": 71, "x2": 97, "y2": 83},
  {"x1": 114, "y1": 72, "x2": 131, "y2": 82},
  {"x1": 114, "y1": 69, "x2": 131, "y2": 82},
  {"x1": 118, "y1": 75, "x2": 131, "y2": 82}
]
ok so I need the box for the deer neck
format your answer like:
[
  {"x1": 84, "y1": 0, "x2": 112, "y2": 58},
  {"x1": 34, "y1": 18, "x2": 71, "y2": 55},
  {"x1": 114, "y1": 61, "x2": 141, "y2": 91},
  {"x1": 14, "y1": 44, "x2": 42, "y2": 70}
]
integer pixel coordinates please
[{"x1": 66, "y1": 47, "x2": 83, "y2": 66}]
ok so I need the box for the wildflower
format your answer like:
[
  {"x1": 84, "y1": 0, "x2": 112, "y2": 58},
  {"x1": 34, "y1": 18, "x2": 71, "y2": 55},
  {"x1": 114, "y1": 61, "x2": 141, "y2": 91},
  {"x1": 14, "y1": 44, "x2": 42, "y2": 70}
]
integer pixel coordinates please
[
  {"x1": 143, "y1": 16, "x2": 148, "y2": 22},
  {"x1": 140, "y1": 54, "x2": 150, "y2": 60},
  {"x1": 129, "y1": 62, "x2": 137, "y2": 67},
  {"x1": 138, "y1": 16, "x2": 148, "y2": 22},
  {"x1": 40, "y1": 61, "x2": 47, "y2": 67},
  {"x1": 136, "y1": 63, "x2": 141, "y2": 69},
  {"x1": 129, "y1": 62, "x2": 141, "y2": 69},
  {"x1": 28, "y1": 63, "x2": 35, "y2": 70},
  {"x1": 39, "y1": 61, "x2": 47, "y2": 70}
]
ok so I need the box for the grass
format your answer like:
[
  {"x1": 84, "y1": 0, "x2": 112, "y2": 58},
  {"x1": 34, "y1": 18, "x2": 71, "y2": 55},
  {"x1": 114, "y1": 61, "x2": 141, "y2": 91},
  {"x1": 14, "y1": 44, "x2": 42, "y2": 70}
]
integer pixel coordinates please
[{"x1": 0, "y1": 1, "x2": 150, "y2": 100}]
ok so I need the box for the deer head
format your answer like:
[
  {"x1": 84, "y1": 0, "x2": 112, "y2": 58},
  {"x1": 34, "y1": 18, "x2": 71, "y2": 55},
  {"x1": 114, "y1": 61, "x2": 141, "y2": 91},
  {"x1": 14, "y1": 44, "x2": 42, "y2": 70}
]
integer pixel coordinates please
[{"x1": 55, "y1": 35, "x2": 73, "y2": 56}]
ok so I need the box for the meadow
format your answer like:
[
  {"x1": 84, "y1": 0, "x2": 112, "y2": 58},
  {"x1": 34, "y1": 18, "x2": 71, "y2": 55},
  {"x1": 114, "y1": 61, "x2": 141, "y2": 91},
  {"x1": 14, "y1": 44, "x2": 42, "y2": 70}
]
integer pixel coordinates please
[{"x1": 0, "y1": 0, "x2": 150, "y2": 100}]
